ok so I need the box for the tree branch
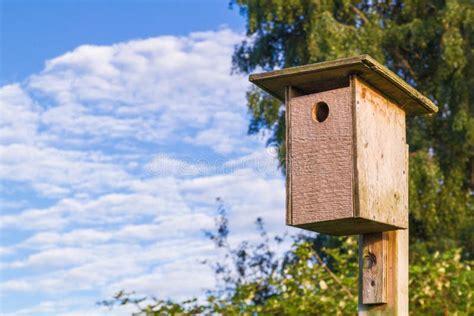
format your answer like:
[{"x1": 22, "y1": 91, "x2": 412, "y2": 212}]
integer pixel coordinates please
[
  {"x1": 351, "y1": 5, "x2": 370, "y2": 25},
  {"x1": 314, "y1": 251, "x2": 355, "y2": 299}
]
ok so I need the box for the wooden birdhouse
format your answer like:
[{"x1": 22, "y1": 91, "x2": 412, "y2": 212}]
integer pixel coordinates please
[{"x1": 250, "y1": 55, "x2": 437, "y2": 235}]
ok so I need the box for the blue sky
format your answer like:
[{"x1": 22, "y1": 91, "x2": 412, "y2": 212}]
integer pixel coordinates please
[
  {"x1": 1, "y1": 0, "x2": 244, "y2": 84},
  {"x1": 0, "y1": 1, "x2": 292, "y2": 315}
]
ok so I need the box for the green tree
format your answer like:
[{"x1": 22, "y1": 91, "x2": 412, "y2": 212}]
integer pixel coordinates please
[{"x1": 231, "y1": 0, "x2": 474, "y2": 256}]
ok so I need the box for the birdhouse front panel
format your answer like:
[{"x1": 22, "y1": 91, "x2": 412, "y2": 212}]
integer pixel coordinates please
[{"x1": 288, "y1": 86, "x2": 354, "y2": 229}]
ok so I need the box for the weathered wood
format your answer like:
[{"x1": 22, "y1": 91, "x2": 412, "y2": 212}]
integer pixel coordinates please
[
  {"x1": 357, "y1": 111, "x2": 409, "y2": 314},
  {"x1": 361, "y1": 232, "x2": 387, "y2": 305},
  {"x1": 285, "y1": 86, "x2": 302, "y2": 226},
  {"x1": 396, "y1": 228, "x2": 409, "y2": 314},
  {"x1": 285, "y1": 76, "x2": 408, "y2": 235},
  {"x1": 295, "y1": 217, "x2": 400, "y2": 236},
  {"x1": 288, "y1": 86, "x2": 354, "y2": 227},
  {"x1": 353, "y1": 77, "x2": 408, "y2": 229},
  {"x1": 359, "y1": 229, "x2": 409, "y2": 315},
  {"x1": 249, "y1": 55, "x2": 438, "y2": 116}
]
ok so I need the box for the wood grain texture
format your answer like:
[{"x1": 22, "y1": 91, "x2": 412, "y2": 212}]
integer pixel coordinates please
[
  {"x1": 285, "y1": 86, "x2": 302, "y2": 226},
  {"x1": 395, "y1": 228, "x2": 409, "y2": 314},
  {"x1": 361, "y1": 232, "x2": 387, "y2": 305},
  {"x1": 285, "y1": 86, "x2": 292, "y2": 226},
  {"x1": 359, "y1": 229, "x2": 409, "y2": 315},
  {"x1": 354, "y1": 77, "x2": 408, "y2": 229},
  {"x1": 289, "y1": 86, "x2": 354, "y2": 226}
]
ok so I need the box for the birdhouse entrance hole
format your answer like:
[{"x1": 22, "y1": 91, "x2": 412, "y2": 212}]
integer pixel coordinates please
[{"x1": 312, "y1": 102, "x2": 329, "y2": 122}]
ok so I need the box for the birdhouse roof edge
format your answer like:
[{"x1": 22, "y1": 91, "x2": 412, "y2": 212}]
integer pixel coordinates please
[{"x1": 249, "y1": 55, "x2": 438, "y2": 116}]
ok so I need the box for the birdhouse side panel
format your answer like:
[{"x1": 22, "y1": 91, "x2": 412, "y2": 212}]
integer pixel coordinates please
[
  {"x1": 289, "y1": 86, "x2": 354, "y2": 226},
  {"x1": 354, "y1": 77, "x2": 408, "y2": 229}
]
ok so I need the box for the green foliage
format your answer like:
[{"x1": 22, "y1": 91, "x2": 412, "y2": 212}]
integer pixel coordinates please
[
  {"x1": 231, "y1": 0, "x2": 474, "y2": 257},
  {"x1": 410, "y1": 246, "x2": 474, "y2": 315},
  {"x1": 101, "y1": 213, "x2": 473, "y2": 315}
]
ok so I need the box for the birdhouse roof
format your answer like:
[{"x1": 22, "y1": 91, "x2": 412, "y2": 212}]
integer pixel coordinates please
[{"x1": 249, "y1": 55, "x2": 437, "y2": 116}]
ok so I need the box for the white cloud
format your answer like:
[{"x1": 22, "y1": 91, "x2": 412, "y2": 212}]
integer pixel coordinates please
[
  {"x1": 0, "y1": 144, "x2": 132, "y2": 197},
  {"x1": 0, "y1": 84, "x2": 40, "y2": 145},
  {"x1": 0, "y1": 28, "x2": 286, "y2": 315},
  {"x1": 1, "y1": 190, "x2": 189, "y2": 231},
  {"x1": 8, "y1": 247, "x2": 96, "y2": 269},
  {"x1": 145, "y1": 154, "x2": 210, "y2": 177},
  {"x1": 24, "y1": 29, "x2": 249, "y2": 149},
  {"x1": 184, "y1": 111, "x2": 250, "y2": 154}
]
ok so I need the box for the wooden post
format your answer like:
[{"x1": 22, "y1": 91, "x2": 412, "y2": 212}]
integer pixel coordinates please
[{"x1": 359, "y1": 230, "x2": 408, "y2": 315}]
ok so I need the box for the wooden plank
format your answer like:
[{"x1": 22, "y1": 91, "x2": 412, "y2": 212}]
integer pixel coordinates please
[
  {"x1": 361, "y1": 232, "x2": 387, "y2": 304},
  {"x1": 357, "y1": 102, "x2": 409, "y2": 314},
  {"x1": 353, "y1": 77, "x2": 408, "y2": 229},
  {"x1": 351, "y1": 75, "x2": 361, "y2": 225},
  {"x1": 249, "y1": 55, "x2": 438, "y2": 116},
  {"x1": 359, "y1": 229, "x2": 409, "y2": 315},
  {"x1": 285, "y1": 86, "x2": 301, "y2": 226},
  {"x1": 288, "y1": 86, "x2": 354, "y2": 227},
  {"x1": 395, "y1": 228, "x2": 409, "y2": 314},
  {"x1": 293, "y1": 217, "x2": 401, "y2": 236},
  {"x1": 285, "y1": 86, "x2": 292, "y2": 226}
]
